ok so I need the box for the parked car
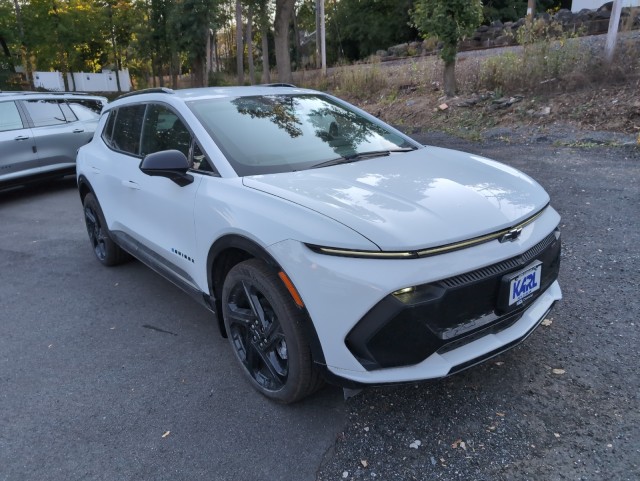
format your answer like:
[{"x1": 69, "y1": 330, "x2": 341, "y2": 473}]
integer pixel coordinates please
[
  {"x1": 0, "y1": 91, "x2": 107, "y2": 189},
  {"x1": 76, "y1": 86, "x2": 562, "y2": 403}
]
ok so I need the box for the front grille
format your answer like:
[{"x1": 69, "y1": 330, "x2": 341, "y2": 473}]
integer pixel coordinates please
[
  {"x1": 345, "y1": 229, "x2": 561, "y2": 370},
  {"x1": 441, "y1": 232, "x2": 557, "y2": 288}
]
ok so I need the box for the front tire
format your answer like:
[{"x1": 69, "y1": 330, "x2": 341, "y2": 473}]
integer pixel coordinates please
[
  {"x1": 222, "y1": 259, "x2": 323, "y2": 403},
  {"x1": 83, "y1": 193, "x2": 129, "y2": 266}
]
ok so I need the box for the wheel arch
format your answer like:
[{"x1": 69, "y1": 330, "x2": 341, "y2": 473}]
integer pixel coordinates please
[
  {"x1": 77, "y1": 174, "x2": 94, "y2": 204},
  {"x1": 207, "y1": 234, "x2": 326, "y2": 366}
]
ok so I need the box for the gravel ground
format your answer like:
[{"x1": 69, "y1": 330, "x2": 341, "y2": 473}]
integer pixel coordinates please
[{"x1": 316, "y1": 133, "x2": 640, "y2": 481}]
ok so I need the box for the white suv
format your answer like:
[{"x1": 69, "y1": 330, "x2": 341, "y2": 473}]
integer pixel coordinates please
[{"x1": 77, "y1": 86, "x2": 562, "y2": 403}]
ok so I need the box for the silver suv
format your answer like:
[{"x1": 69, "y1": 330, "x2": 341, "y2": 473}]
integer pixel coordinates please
[{"x1": 0, "y1": 91, "x2": 107, "y2": 188}]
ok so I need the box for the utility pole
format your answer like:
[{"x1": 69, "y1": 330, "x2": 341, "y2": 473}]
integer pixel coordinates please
[
  {"x1": 526, "y1": 0, "x2": 535, "y2": 23},
  {"x1": 605, "y1": 0, "x2": 623, "y2": 62}
]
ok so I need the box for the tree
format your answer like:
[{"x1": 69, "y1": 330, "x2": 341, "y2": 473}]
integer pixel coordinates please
[
  {"x1": 328, "y1": 0, "x2": 418, "y2": 62},
  {"x1": 411, "y1": 0, "x2": 483, "y2": 97},
  {"x1": 235, "y1": 0, "x2": 243, "y2": 84},
  {"x1": 274, "y1": 0, "x2": 295, "y2": 83},
  {"x1": 256, "y1": 0, "x2": 270, "y2": 83}
]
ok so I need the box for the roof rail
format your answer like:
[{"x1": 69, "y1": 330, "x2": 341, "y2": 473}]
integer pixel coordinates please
[
  {"x1": 261, "y1": 83, "x2": 297, "y2": 88},
  {"x1": 117, "y1": 87, "x2": 174, "y2": 100}
]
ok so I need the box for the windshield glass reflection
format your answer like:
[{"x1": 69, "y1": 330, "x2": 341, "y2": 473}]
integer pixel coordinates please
[{"x1": 188, "y1": 94, "x2": 415, "y2": 176}]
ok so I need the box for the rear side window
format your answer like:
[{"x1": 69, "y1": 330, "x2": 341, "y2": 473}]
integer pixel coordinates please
[
  {"x1": 68, "y1": 99, "x2": 104, "y2": 114},
  {"x1": 23, "y1": 100, "x2": 68, "y2": 127},
  {"x1": 0, "y1": 101, "x2": 24, "y2": 132},
  {"x1": 109, "y1": 105, "x2": 146, "y2": 155}
]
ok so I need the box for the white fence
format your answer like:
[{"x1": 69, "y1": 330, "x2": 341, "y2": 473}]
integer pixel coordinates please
[{"x1": 33, "y1": 69, "x2": 131, "y2": 92}]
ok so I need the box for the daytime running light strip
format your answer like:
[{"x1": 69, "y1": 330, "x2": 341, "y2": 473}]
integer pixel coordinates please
[{"x1": 309, "y1": 206, "x2": 547, "y2": 259}]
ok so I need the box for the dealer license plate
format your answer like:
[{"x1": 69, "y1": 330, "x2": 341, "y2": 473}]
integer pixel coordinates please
[{"x1": 508, "y1": 262, "x2": 542, "y2": 306}]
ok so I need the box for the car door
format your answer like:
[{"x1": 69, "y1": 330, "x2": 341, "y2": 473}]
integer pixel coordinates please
[
  {"x1": 109, "y1": 103, "x2": 202, "y2": 287},
  {"x1": 21, "y1": 99, "x2": 93, "y2": 173},
  {"x1": 0, "y1": 100, "x2": 39, "y2": 181}
]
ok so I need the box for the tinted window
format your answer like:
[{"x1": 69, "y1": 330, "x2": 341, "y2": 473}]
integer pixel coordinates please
[
  {"x1": 23, "y1": 100, "x2": 67, "y2": 127},
  {"x1": 102, "y1": 110, "x2": 117, "y2": 147},
  {"x1": 140, "y1": 104, "x2": 192, "y2": 158},
  {"x1": 111, "y1": 105, "x2": 146, "y2": 155},
  {"x1": 0, "y1": 101, "x2": 24, "y2": 132}
]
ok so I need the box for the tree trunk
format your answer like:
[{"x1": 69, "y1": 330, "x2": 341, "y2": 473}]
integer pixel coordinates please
[
  {"x1": 443, "y1": 58, "x2": 456, "y2": 97},
  {"x1": 236, "y1": 0, "x2": 244, "y2": 85},
  {"x1": 246, "y1": 5, "x2": 255, "y2": 85},
  {"x1": 274, "y1": 0, "x2": 296, "y2": 84},
  {"x1": 171, "y1": 50, "x2": 179, "y2": 89},
  {"x1": 315, "y1": 0, "x2": 321, "y2": 69},
  {"x1": 260, "y1": 2, "x2": 270, "y2": 83},
  {"x1": 292, "y1": 6, "x2": 301, "y2": 69}
]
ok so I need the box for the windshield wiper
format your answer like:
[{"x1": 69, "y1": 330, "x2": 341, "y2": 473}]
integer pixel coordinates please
[{"x1": 310, "y1": 147, "x2": 416, "y2": 169}]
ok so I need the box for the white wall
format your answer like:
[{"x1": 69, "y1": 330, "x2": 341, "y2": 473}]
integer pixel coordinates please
[
  {"x1": 572, "y1": 0, "x2": 640, "y2": 12},
  {"x1": 33, "y1": 69, "x2": 131, "y2": 92}
]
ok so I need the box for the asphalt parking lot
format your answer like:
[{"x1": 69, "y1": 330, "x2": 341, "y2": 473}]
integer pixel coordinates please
[{"x1": 1, "y1": 134, "x2": 638, "y2": 480}]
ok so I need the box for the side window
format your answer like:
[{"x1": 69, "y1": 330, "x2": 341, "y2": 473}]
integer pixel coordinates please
[
  {"x1": 111, "y1": 104, "x2": 146, "y2": 155},
  {"x1": 192, "y1": 143, "x2": 214, "y2": 173},
  {"x1": 141, "y1": 104, "x2": 192, "y2": 158},
  {"x1": 59, "y1": 102, "x2": 78, "y2": 122},
  {"x1": 67, "y1": 99, "x2": 104, "y2": 114},
  {"x1": 23, "y1": 100, "x2": 67, "y2": 127},
  {"x1": 102, "y1": 110, "x2": 117, "y2": 147},
  {"x1": 0, "y1": 101, "x2": 24, "y2": 132}
]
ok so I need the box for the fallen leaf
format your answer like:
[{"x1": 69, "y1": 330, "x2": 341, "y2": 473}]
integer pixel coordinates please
[
  {"x1": 162, "y1": 431, "x2": 171, "y2": 438},
  {"x1": 552, "y1": 368, "x2": 566, "y2": 375}
]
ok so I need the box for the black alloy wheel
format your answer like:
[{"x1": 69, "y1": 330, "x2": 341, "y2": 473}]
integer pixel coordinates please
[
  {"x1": 222, "y1": 259, "x2": 323, "y2": 403},
  {"x1": 82, "y1": 193, "x2": 129, "y2": 266}
]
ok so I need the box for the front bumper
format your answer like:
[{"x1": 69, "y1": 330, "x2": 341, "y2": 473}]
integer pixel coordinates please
[{"x1": 267, "y1": 206, "x2": 563, "y2": 385}]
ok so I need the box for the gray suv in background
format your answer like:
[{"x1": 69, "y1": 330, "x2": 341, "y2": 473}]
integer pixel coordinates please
[{"x1": 0, "y1": 92, "x2": 107, "y2": 189}]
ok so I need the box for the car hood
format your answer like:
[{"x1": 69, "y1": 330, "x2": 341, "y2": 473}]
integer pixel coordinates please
[{"x1": 243, "y1": 146, "x2": 550, "y2": 251}]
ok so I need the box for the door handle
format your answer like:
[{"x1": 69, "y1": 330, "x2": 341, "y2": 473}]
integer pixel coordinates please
[
  {"x1": 73, "y1": 128, "x2": 84, "y2": 133},
  {"x1": 121, "y1": 180, "x2": 140, "y2": 190},
  {"x1": 14, "y1": 135, "x2": 30, "y2": 141}
]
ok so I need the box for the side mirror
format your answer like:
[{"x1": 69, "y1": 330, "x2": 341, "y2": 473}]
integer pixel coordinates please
[{"x1": 140, "y1": 150, "x2": 194, "y2": 186}]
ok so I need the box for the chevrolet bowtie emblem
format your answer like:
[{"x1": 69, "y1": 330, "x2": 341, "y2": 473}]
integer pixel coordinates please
[{"x1": 500, "y1": 227, "x2": 523, "y2": 243}]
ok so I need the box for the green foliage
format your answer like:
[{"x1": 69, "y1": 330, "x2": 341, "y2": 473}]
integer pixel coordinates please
[
  {"x1": 327, "y1": 0, "x2": 419, "y2": 62},
  {"x1": 483, "y1": 0, "x2": 527, "y2": 23},
  {"x1": 411, "y1": 0, "x2": 483, "y2": 64}
]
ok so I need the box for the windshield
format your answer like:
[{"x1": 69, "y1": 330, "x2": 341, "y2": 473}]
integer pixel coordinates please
[{"x1": 187, "y1": 94, "x2": 416, "y2": 176}]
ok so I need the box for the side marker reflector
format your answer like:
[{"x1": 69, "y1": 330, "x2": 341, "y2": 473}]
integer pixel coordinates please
[{"x1": 278, "y1": 271, "x2": 305, "y2": 308}]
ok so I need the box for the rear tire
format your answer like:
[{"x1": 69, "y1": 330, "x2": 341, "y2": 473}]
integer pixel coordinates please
[
  {"x1": 83, "y1": 193, "x2": 129, "y2": 266},
  {"x1": 222, "y1": 259, "x2": 324, "y2": 403}
]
